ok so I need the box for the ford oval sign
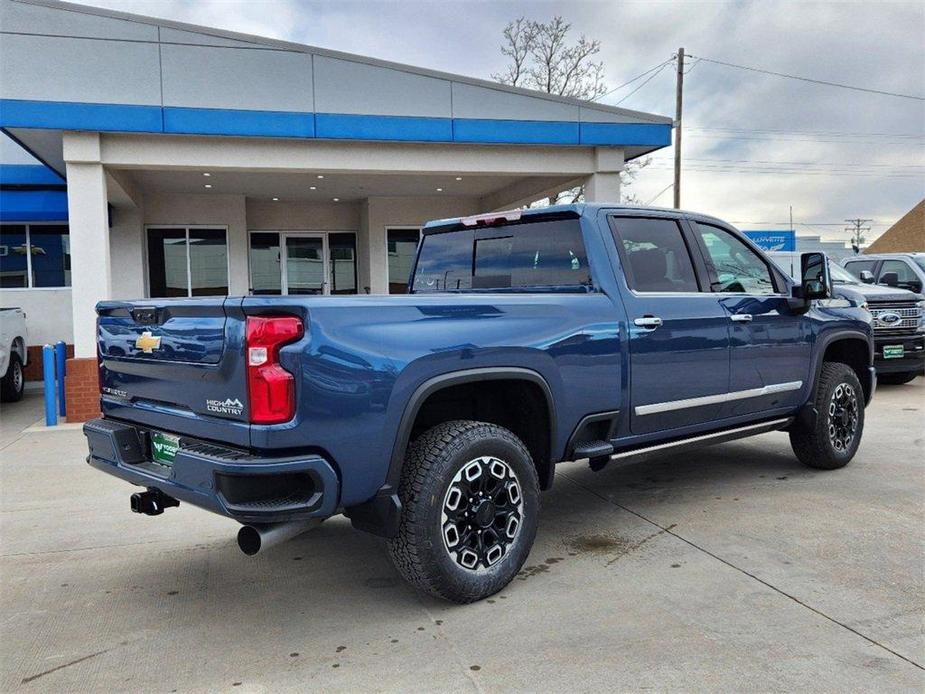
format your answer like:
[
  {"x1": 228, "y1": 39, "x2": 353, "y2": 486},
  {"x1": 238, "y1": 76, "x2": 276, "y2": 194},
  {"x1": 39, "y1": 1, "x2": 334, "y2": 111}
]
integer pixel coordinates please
[{"x1": 877, "y1": 311, "x2": 902, "y2": 326}]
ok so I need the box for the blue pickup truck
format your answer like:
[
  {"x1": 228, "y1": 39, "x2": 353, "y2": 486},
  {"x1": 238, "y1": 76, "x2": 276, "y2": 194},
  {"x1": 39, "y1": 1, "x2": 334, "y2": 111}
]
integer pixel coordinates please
[{"x1": 84, "y1": 204, "x2": 875, "y2": 602}]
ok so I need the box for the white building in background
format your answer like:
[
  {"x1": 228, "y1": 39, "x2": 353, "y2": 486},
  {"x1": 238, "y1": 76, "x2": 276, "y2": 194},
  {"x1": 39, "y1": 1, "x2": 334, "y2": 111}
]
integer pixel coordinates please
[{"x1": 0, "y1": 0, "x2": 672, "y2": 416}]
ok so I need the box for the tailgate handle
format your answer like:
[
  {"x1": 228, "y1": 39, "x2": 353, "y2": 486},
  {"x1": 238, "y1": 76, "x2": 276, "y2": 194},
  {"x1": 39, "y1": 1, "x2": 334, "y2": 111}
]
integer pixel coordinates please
[{"x1": 131, "y1": 307, "x2": 158, "y2": 324}]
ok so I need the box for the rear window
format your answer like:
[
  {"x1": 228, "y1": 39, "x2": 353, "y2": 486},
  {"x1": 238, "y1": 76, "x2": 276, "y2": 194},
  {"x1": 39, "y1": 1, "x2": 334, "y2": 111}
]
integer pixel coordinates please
[{"x1": 412, "y1": 219, "x2": 591, "y2": 292}]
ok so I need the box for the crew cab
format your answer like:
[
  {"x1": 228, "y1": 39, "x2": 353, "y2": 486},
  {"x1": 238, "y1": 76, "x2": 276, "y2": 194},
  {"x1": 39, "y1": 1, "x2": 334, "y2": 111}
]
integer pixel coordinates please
[{"x1": 84, "y1": 205, "x2": 875, "y2": 602}]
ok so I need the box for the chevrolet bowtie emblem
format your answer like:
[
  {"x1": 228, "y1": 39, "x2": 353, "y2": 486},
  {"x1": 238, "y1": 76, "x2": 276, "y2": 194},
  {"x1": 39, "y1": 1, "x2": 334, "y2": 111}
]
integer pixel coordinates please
[{"x1": 135, "y1": 331, "x2": 162, "y2": 353}]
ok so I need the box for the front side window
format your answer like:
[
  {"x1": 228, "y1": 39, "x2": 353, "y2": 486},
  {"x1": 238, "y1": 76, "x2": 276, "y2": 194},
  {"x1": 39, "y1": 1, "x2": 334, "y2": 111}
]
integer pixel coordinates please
[
  {"x1": 147, "y1": 227, "x2": 228, "y2": 298},
  {"x1": 609, "y1": 217, "x2": 700, "y2": 293},
  {"x1": 0, "y1": 224, "x2": 70, "y2": 288},
  {"x1": 843, "y1": 259, "x2": 875, "y2": 279},
  {"x1": 412, "y1": 218, "x2": 590, "y2": 293},
  {"x1": 693, "y1": 222, "x2": 776, "y2": 294},
  {"x1": 878, "y1": 260, "x2": 919, "y2": 290}
]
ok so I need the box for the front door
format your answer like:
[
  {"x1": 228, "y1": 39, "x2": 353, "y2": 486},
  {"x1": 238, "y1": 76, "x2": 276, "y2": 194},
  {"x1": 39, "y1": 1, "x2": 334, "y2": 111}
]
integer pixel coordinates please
[
  {"x1": 608, "y1": 214, "x2": 731, "y2": 436},
  {"x1": 282, "y1": 234, "x2": 328, "y2": 295},
  {"x1": 688, "y1": 220, "x2": 811, "y2": 417}
]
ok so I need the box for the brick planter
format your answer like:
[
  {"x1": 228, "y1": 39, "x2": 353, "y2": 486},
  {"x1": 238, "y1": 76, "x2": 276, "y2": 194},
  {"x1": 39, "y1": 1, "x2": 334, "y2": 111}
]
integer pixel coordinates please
[{"x1": 64, "y1": 357, "x2": 101, "y2": 422}]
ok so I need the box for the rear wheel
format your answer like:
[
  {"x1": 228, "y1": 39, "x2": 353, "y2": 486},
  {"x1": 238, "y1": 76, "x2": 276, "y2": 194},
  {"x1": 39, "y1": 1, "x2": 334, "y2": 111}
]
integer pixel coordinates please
[
  {"x1": 1, "y1": 353, "x2": 24, "y2": 403},
  {"x1": 790, "y1": 362, "x2": 864, "y2": 470},
  {"x1": 387, "y1": 420, "x2": 539, "y2": 603},
  {"x1": 877, "y1": 371, "x2": 918, "y2": 386}
]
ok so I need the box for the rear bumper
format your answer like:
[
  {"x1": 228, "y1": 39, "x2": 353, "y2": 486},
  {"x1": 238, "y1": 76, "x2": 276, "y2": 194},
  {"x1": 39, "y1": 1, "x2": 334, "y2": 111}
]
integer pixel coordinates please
[
  {"x1": 83, "y1": 418, "x2": 340, "y2": 523},
  {"x1": 874, "y1": 334, "x2": 925, "y2": 374}
]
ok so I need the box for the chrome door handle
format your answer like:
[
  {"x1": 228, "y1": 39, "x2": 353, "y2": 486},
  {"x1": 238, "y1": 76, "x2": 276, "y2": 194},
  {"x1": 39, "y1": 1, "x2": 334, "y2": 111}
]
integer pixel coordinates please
[
  {"x1": 730, "y1": 314, "x2": 753, "y2": 322},
  {"x1": 634, "y1": 316, "x2": 663, "y2": 329}
]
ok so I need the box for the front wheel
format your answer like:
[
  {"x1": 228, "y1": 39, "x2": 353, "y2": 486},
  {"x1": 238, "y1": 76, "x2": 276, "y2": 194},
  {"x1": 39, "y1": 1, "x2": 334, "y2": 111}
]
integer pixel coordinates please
[
  {"x1": 387, "y1": 420, "x2": 539, "y2": 603},
  {"x1": 790, "y1": 362, "x2": 865, "y2": 470}
]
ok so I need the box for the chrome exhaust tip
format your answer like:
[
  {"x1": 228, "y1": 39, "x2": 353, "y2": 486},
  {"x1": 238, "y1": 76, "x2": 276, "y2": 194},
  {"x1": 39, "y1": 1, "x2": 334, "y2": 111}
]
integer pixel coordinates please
[{"x1": 236, "y1": 519, "x2": 321, "y2": 556}]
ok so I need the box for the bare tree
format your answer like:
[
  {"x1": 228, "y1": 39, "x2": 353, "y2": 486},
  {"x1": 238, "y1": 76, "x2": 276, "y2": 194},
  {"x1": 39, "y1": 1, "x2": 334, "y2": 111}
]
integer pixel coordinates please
[{"x1": 492, "y1": 16, "x2": 649, "y2": 205}]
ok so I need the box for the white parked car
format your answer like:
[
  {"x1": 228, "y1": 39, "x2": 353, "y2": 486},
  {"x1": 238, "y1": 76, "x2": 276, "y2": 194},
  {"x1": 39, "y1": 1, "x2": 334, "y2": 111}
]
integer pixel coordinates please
[{"x1": 0, "y1": 308, "x2": 28, "y2": 402}]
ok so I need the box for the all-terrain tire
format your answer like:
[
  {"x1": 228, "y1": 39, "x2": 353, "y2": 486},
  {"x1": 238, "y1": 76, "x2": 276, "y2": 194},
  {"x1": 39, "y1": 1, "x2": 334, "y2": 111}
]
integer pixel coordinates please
[
  {"x1": 789, "y1": 362, "x2": 864, "y2": 470},
  {"x1": 877, "y1": 371, "x2": 918, "y2": 386},
  {"x1": 387, "y1": 420, "x2": 539, "y2": 603},
  {"x1": 1, "y1": 352, "x2": 24, "y2": 403}
]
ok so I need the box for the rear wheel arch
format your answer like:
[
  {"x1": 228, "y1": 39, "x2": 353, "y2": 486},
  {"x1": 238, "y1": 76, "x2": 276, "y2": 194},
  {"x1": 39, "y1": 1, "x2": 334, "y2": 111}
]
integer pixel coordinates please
[{"x1": 388, "y1": 367, "x2": 557, "y2": 492}]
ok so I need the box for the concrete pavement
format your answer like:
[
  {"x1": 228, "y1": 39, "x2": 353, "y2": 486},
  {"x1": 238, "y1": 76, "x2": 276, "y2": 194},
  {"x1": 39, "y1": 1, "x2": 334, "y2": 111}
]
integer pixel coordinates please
[{"x1": 1, "y1": 380, "x2": 923, "y2": 691}]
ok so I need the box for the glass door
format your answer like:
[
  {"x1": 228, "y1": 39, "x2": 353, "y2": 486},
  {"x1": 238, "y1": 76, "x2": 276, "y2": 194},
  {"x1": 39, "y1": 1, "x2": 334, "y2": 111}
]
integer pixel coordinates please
[{"x1": 281, "y1": 233, "x2": 328, "y2": 295}]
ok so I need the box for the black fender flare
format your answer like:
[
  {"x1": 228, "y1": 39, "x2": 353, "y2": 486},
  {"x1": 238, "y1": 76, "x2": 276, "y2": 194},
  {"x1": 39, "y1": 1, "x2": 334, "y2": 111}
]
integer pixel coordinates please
[
  {"x1": 811, "y1": 328, "x2": 874, "y2": 401},
  {"x1": 345, "y1": 366, "x2": 557, "y2": 538},
  {"x1": 386, "y1": 366, "x2": 557, "y2": 489}
]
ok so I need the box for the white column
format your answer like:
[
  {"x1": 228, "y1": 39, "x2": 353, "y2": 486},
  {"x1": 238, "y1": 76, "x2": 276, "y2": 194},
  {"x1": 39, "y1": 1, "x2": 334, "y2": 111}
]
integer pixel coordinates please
[
  {"x1": 65, "y1": 161, "x2": 111, "y2": 358},
  {"x1": 585, "y1": 147, "x2": 625, "y2": 203},
  {"x1": 361, "y1": 198, "x2": 389, "y2": 295}
]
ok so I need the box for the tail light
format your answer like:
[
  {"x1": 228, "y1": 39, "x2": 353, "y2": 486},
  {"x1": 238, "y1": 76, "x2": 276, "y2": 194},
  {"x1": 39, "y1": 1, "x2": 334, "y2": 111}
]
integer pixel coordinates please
[{"x1": 246, "y1": 316, "x2": 303, "y2": 424}]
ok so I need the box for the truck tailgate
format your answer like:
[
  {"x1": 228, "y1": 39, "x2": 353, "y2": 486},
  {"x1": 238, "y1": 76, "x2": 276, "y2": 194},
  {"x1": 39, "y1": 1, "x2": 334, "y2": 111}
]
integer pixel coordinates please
[{"x1": 97, "y1": 298, "x2": 251, "y2": 447}]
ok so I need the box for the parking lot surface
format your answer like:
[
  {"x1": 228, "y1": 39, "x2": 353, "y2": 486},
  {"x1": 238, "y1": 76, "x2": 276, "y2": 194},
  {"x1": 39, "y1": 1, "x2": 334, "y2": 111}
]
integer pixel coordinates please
[{"x1": 1, "y1": 381, "x2": 923, "y2": 692}]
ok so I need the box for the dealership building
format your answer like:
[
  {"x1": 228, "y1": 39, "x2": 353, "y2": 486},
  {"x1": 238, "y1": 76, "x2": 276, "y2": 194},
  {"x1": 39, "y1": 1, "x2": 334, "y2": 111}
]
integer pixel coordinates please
[{"x1": 0, "y1": 0, "x2": 672, "y2": 419}]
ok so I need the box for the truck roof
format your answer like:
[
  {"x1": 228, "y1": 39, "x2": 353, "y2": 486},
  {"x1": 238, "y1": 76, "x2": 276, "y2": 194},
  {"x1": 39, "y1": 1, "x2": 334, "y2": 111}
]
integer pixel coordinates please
[{"x1": 422, "y1": 203, "x2": 733, "y2": 233}]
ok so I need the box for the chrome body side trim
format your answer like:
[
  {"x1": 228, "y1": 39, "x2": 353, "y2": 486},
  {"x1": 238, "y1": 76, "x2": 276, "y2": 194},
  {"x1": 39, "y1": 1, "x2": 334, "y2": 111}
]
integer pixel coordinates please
[{"x1": 635, "y1": 381, "x2": 803, "y2": 416}]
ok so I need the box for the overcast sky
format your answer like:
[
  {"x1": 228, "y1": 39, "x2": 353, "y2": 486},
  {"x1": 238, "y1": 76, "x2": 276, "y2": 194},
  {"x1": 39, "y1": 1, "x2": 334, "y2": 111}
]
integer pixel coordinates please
[{"x1": 73, "y1": 0, "x2": 925, "y2": 243}]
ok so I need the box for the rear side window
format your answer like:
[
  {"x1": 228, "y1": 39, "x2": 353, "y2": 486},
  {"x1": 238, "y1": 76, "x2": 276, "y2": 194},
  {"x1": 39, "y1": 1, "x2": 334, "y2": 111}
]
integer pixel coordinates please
[
  {"x1": 412, "y1": 219, "x2": 591, "y2": 292},
  {"x1": 609, "y1": 217, "x2": 700, "y2": 293}
]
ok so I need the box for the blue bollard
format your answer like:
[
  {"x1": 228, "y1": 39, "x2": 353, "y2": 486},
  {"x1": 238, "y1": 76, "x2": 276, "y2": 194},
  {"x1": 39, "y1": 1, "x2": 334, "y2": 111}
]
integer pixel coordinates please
[
  {"x1": 55, "y1": 341, "x2": 67, "y2": 417},
  {"x1": 42, "y1": 345, "x2": 57, "y2": 426}
]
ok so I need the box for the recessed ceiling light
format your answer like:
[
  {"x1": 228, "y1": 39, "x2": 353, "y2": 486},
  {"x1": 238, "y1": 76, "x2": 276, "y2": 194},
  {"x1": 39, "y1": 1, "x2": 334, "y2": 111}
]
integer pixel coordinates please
[
  {"x1": 204, "y1": 184, "x2": 212, "y2": 188},
  {"x1": 455, "y1": 177, "x2": 462, "y2": 181},
  {"x1": 317, "y1": 174, "x2": 324, "y2": 179},
  {"x1": 436, "y1": 188, "x2": 443, "y2": 192},
  {"x1": 332, "y1": 197, "x2": 340, "y2": 202},
  {"x1": 203, "y1": 172, "x2": 211, "y2": 177},
  {"x1": 309, "y1": 186, "x2": 317, "y2": 190},
  {"x1": 272, "y1": 197, "x2": 279, "y2": 201}
]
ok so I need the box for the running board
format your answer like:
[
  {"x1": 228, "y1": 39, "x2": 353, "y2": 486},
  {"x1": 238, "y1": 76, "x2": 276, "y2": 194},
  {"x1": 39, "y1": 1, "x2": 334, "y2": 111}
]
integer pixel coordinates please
[{"x1": 591, "y1": 417, "x2": 793, "y2": 470}]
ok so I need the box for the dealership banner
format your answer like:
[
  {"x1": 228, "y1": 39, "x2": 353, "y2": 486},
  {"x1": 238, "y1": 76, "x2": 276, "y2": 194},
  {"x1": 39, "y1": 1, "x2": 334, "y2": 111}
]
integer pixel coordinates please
[{"x1": 743, "y1": 230, "x2": 796, "y2": 252}]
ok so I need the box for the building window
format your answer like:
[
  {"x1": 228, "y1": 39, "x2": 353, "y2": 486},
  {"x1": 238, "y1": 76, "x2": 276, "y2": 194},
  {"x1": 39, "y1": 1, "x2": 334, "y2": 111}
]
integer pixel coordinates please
[
  {"x1": 0, "y1": 224, "x2": 70, "y2": 289},
  {"x1": 147, "y1": 227, "x2": 228, "y2": 298},
  {"x1": 387, "y1": 228, "x2": 420, "y2": 294},
  {"x1": 329, "y1": 233, "x2": 357, "y2": 294},
  {"x1": 249, "y1": 232, "x2": 281, "y2": 295}
]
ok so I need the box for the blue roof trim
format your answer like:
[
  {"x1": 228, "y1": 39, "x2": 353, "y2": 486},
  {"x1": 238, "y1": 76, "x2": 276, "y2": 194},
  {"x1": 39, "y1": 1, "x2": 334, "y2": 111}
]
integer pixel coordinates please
[
  {"x1": 316, "y1": 113, "x2": 452, "y2": 142},
  {"x1": 164, "y1": 106, "x2": 314, "y2": 138},
  {"x1": 0, "y1": 164, "x2": 65, "y2": 185},
  {"x1": 0, "y1": 99, "x2": 162, "y2": 133},
  {"x1": 0, "y1": 99, "x2": 672, "y2": 148},
  {"x1": 454, "y1": 119, "x2": 579, "y2": 145},
  {"x1": 579, "y1": 122, "x2": 672, "y2": 146},
  {"x1": 0, "y1": 189, "x2": 68, "y2": 222}
]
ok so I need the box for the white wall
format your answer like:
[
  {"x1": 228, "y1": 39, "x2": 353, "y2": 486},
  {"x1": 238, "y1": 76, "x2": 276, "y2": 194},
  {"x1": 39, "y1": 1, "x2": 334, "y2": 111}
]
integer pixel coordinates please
[{"x1": 0, "y1": 288, "x2": 73, "y2": 345}]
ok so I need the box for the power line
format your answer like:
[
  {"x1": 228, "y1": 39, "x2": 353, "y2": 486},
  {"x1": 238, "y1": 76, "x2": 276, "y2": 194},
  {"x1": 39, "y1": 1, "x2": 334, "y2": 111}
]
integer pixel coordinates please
[
  {"x1": 593, "y1": 58, "x2": 675, "y2": 101},
  {"x1": 644, "y1": 183, "x2": 674, "y2": 205},
  {"x1": 687, "y1": 126, "x2": 924, "y2": 139},
  {"x1": 648, "y1": 155, "x2": 925, "y2": 169},
  {"x1": 687, "y1": 54, "x2": 925, "y2": 101},
  {"x1": 613, "y1": 61, "x2": 674, "y2": 105}
]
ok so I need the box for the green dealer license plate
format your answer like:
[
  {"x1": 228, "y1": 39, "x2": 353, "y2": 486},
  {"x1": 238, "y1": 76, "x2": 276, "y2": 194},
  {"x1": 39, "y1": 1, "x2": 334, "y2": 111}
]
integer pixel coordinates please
[
  {"x1": 150, "y1": 431, "x2": 180, "y2": 466},
  {"x1": 883, "y1": 345, "x2": 905, "y2": 359}
]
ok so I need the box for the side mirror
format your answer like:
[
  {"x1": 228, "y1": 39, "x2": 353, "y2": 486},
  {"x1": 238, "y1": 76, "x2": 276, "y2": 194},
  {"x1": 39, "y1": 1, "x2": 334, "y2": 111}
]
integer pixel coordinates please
[
  {"x1": 880, "y1": 271, "x2": 899, "y2": 287},
  {"x1": 799, "y1": 252, "x2": 831, "y2": 300},
  {"x1": 858, "y1": 270, "x2": 875, "y2": 284}
]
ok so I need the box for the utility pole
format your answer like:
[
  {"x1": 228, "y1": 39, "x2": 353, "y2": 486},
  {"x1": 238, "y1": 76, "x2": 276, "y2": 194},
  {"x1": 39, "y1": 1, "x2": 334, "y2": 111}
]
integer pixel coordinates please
[
  {"x1": 673, "y1": 47, "x2": 685, "y2": 209},
  {"x1": 844, "y1": 218, "x2": 872, "y2": 254}
]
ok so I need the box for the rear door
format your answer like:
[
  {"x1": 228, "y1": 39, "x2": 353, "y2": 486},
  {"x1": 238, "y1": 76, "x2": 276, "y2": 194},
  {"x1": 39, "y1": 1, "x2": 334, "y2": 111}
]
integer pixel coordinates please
[
  {"x1": 97, "y1": 298, "x2": 251, "y2": 446},
  {"x1": 608, "y1": 214, "x2": 730, "y2": 436},
  {"x1": 688, "y1": 220, "x2": 811, "y2": 417}
]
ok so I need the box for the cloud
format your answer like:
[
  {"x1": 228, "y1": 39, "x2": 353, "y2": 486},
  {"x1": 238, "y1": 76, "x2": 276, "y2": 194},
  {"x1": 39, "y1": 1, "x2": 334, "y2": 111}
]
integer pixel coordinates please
[{"x1": 71, "y1": 0, "x2": 925, "y2": 240}]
